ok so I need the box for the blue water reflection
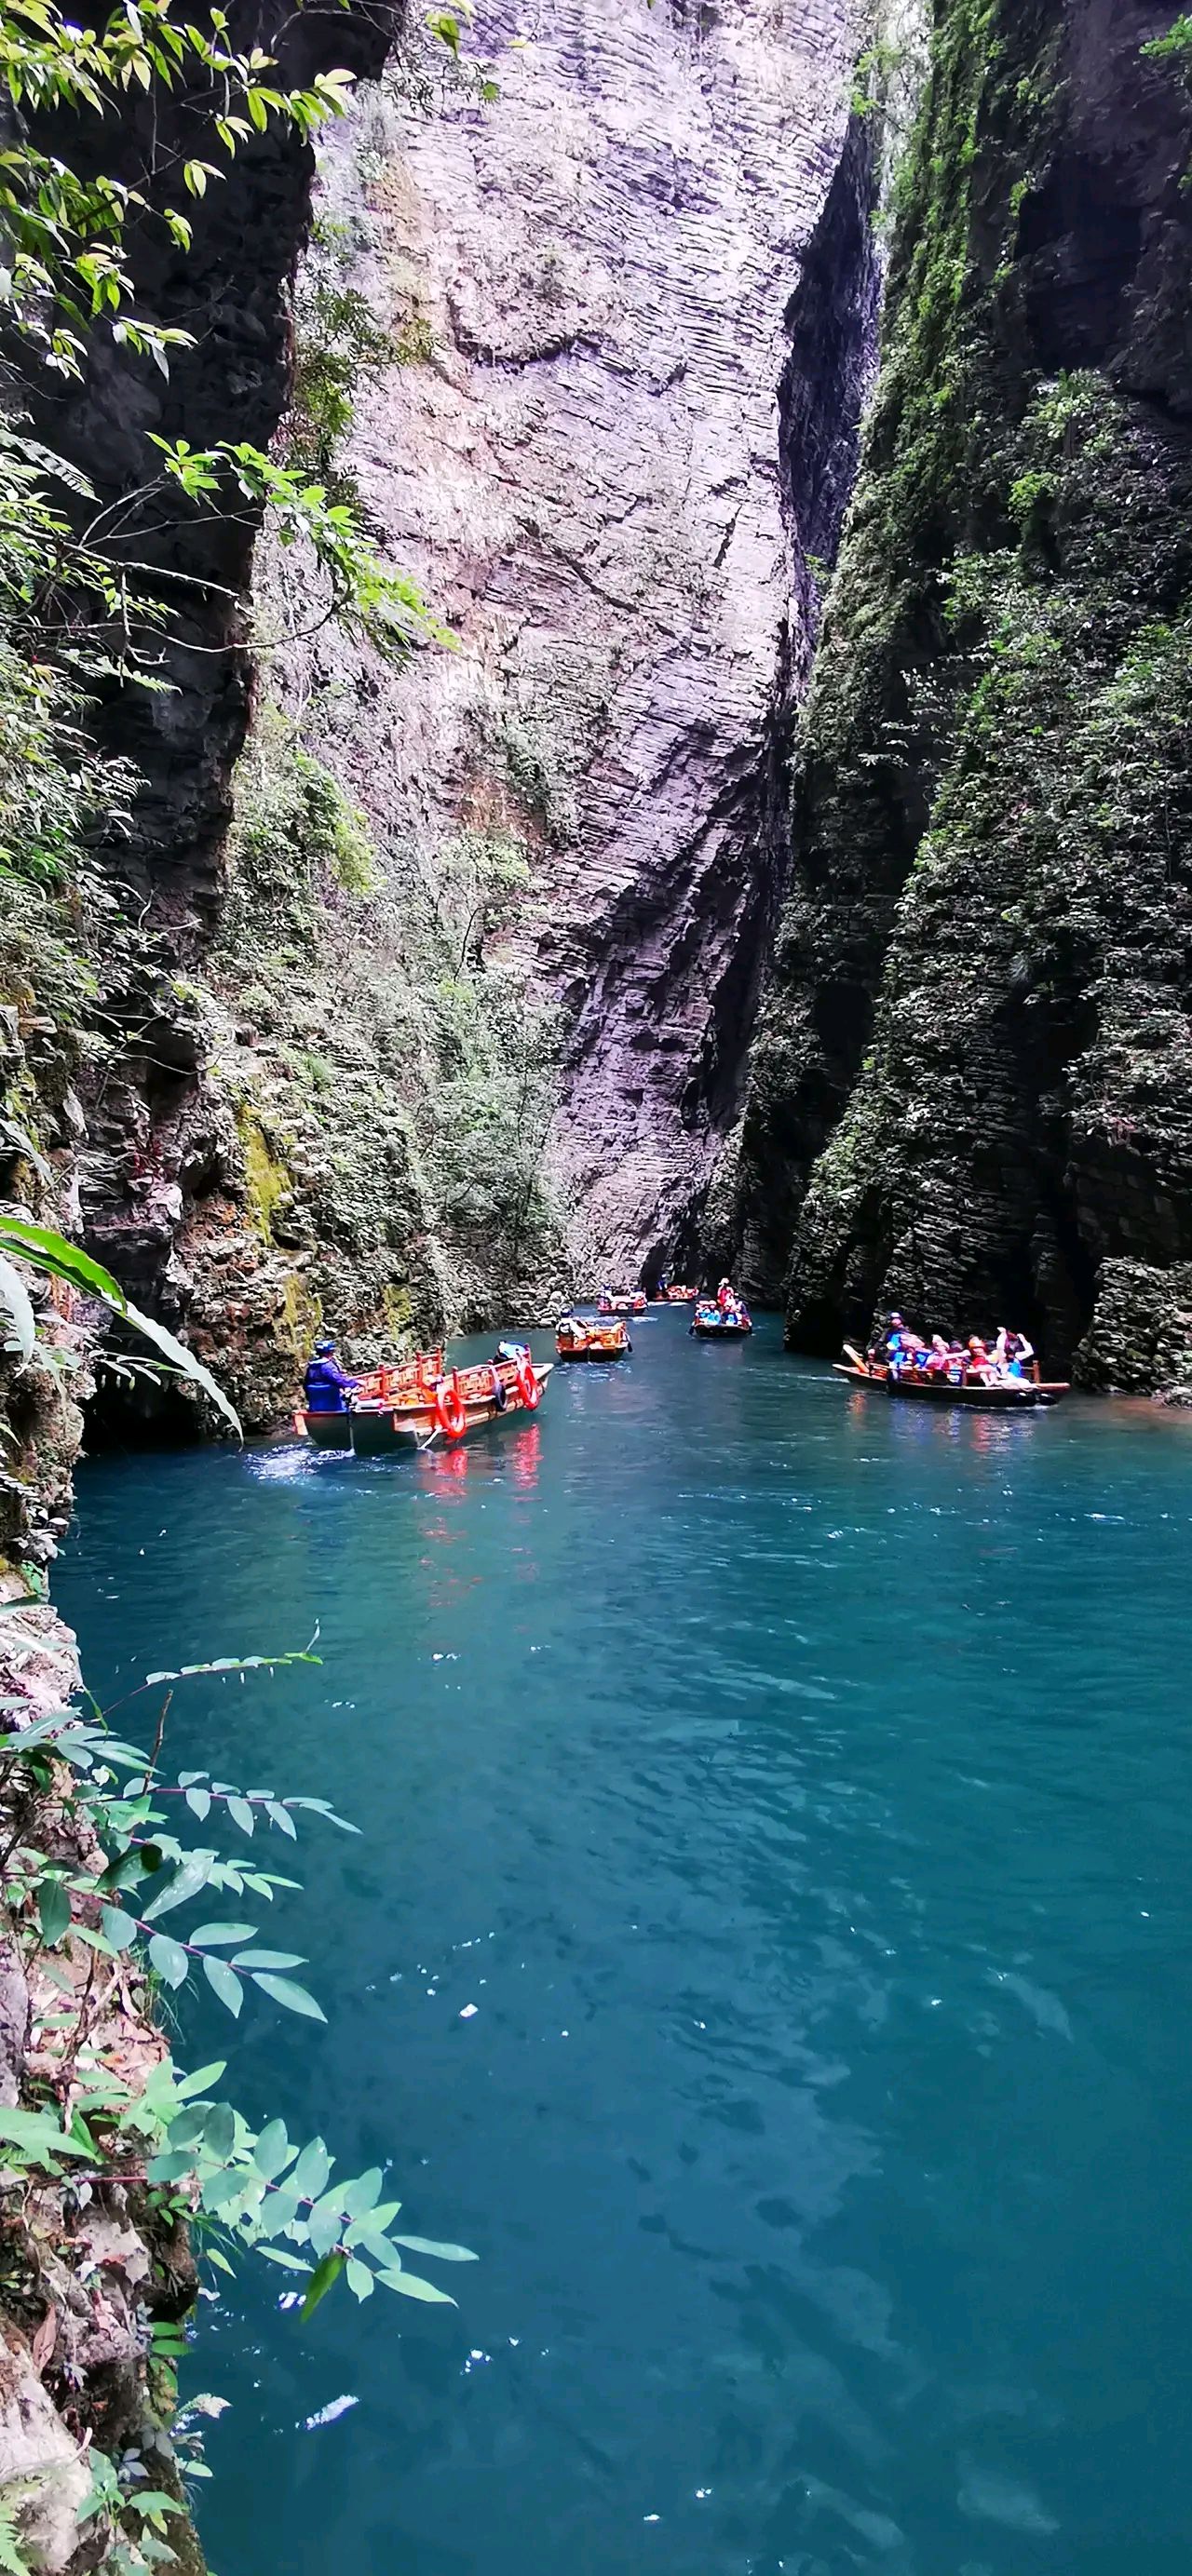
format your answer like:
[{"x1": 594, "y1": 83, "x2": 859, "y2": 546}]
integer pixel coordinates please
[{"x1": 58, "y1": 1316, "x2": 1192, "y2": 2576}]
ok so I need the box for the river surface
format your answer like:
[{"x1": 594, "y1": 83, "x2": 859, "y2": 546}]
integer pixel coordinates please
[{"x1": 58, "y1": 1313, "x2": 1192, "y2": 2576}]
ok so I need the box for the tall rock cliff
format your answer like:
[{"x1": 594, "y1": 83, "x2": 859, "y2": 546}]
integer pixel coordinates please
[
  {"x1": 257, "y1": 0, "x2": 879, "y2": 1296},
  {"x1": 0, "y1": 0, "x2": 884, "y2": 1453},
  {"x1": 0, "y1": 0, "x2": 427, "y2": 1454},
  {"x1": 725, "y1": 0, "x2": 1192, "y2": 1392}
]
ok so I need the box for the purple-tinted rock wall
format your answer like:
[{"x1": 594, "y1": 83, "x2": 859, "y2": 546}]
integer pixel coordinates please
[{"x1": 289, "y1": 0, "x2": 880, "y2": 1287}]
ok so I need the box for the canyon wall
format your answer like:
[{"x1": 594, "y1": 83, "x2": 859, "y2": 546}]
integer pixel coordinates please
[
  {"x1": 0, "y1": 0, "x2": 427, "y2": 1457},
  {"x1": 724, "y1": 0, "x2": 1192, "y2": 1393},
  {"x1": 3, "y1": 0, "x2": 885, "y2": 1453},
  {"x1": 220, "y1": 0, "x2": 879, "y2": 1311}
]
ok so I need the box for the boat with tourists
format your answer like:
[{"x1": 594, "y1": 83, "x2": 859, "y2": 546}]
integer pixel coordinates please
[
  {"x1": 555, "y1": 1315, "x2": 630, "y2": 1362},
  {"x1": 836, "y1": 1321, "x2": 1069, "y2": 1410},
  {"x1": 295, "y1": 1344, "x2": 551, "y2": 1453},
  {"x1": 598, "y1": 1289, "x2": 647, "y2": 1316},
  {"x1": 691, "y1": 1298, "x2": 752, "y2": 1339},
  {"x1": 665, "y1": 1285, "x2": 697, "y2": 1302}
]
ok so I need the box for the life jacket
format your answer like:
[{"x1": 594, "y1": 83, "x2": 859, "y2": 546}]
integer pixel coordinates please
[{"x1": 304, "y1": 1356, "x2": 350, "y2": 1413}]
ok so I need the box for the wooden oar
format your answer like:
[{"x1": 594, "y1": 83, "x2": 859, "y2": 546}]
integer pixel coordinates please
[{"x1": 843, "y1": 1342, "x2": 870, "y2": 1376}]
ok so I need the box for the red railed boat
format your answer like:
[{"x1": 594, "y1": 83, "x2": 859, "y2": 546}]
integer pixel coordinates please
[{"x1": 295, "y1": 1348, "x2": 551, "y2": 1453}]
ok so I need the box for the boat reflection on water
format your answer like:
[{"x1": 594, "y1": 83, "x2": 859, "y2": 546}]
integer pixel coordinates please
[
  {"x1": 424, "y1": 1419, "x2": 542, "y2": 1492},
  {"x1": 840, "y1": 1374, "x2": 1057, "y2": 1460},
  {"x1": 508, "y1": 1423, "x2": 542, "y2": 1488}
]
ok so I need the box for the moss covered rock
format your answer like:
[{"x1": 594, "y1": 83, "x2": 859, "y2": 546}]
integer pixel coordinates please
[{"x1": 729, "y1": 0, "x2": 1192, "y2": 1393}]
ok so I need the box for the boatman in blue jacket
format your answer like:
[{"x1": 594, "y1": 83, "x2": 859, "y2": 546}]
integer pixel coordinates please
[{"x1": 303, "y1": 1333, "x2": 359, "y2": 1413}]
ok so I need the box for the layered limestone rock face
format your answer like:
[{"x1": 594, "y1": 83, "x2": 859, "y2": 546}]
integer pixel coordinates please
[
  {"x1": 5, "y1": 0, "x2": 882, "y2": 1440},
  {"x1": 725, "y1": 0, "x2": 1192, "y2": 1392},
  {"x1": 285, "y1": 0, "x2": 877, "y2": 1291}
]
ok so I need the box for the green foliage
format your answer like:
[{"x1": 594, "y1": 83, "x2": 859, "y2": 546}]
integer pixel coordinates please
[
  {"x1": 156, "y1": 437, "x2": 441, "y2": 665},
  {"x1": 0, "y1": 0, "x2": 356, "y2": 380},
  {"x1": 232, "y1": 704, "x2": 377, "y2": 905},
  {"x1": 438, "y1": 828, "x2": 532, "y2": 970},
  {"x1": 1142, "y1": 14, "x2": 1192, "y2": 78},
  {"x1": 427, "y1": 964, "x2": 561, "y2": 1271},
  {"x1": 286, "y1": 216, "x2": 397, "y2": 504},
  {"x1": 850, "y1": 36, "x2": 901, "y2": 120},
  {"x1": 0, "y1": 1652, "x2": 474, "y2": 2326},
  {"x1": 0, "y1": 2484, "x2": 37, "y2": 2576},
  {"x1": 386, "y1": 0, "x2": 499, "y2": 115},
  {"x1": 0, "y1": 1637, "x2": 474, "y2": 2574},
  {"x1": 739, "y1": 0, "x2": 1192, "y2": 1359},
  {"x1": 1006, "y1": 466, "x2": 1053, "y2": 526},
  {"x1": 1141, "y1": 14, "x2": 1192, "y2": 182},
  {"x1": 214, "y1": 691, "x2": 563, "y2": 1318},
  {"x1": 0, "y1": 0, "x2": 451, "y2": 910},
  {"x1": 396, "y1": 309, "x2": 437, "y2": 365},
  {"x1": 0, "y1": 635, "x2": 134, "y2": 887}
]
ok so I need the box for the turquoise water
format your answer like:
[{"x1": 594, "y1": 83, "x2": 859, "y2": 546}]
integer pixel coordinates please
[{"x1": 58, "y1": 1314, "x2": 1192, "y2": 2576}]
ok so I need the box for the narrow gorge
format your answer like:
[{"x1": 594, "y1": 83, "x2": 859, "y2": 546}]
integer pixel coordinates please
[
  {"x1": 2, "y1": 1, "x2": 1192, "y2": 2570},
  {"x1": 2, "y1": 0, "x2": 883, "y2": 1477}
]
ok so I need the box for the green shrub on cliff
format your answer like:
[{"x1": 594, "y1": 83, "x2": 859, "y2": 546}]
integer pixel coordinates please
[
  {"x1": 233, "y1": 706, "x2": 378, "y2": 913},
  {"x1": 1143, "y1": 14, "x2": 1192, "y2": 83},
  {"x1": 0, "y1": 641, "x2": 133, "y2": 889},
  {"x1": 428, "y1": 964, "x2": 562, "y2": 1275},
  {"x1": 285, "y1": 215, "x2": 397, "y2": 512}
]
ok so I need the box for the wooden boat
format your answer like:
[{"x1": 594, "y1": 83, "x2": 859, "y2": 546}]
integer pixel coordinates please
[
  {"x1": 833, "y1": 1355, "x2": 1069, "y2": 1410},
  {"x1": 296, "y1": 1350, "x2": 552, "y2": 1453},
  {"x1": 690, "y1": 1300, "x2": 752, "y2": 1339},
  {"x1": 597, "y1": 1290, "x2": 647, "y2": 1316},
  {"x1": 293, "y1": 1351, "x2": 443, "y2": 1450},
  {"x1": 555, "y1": 1315, "x2": 630, "y2": 1361},
  {"x1": 666, "y1": 1286, "x2": 697, "y2": 1302}
]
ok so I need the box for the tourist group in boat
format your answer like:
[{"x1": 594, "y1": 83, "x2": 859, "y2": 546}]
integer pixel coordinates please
[
  {"x1": 294, "y1": 1273, "x2": 1070, "y2": 1459},
  {"x1": 839, "y1": 1312, "x2": 1068, "y2": 1409},
  {"x1": 690, "y1": 1278, "x2": 752, "y2": 1337},
  {"x1": 878, "y1": 1315, "x2": 1036, "y2": 1385}
]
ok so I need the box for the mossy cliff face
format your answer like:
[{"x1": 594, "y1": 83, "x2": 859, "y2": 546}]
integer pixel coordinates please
[
  {"x1": 725, "y1": 0, "x2": 1192, "y2": 1392},
  {"x1": 278, "y1": 0, "x2": 879, "y2": 1291}
]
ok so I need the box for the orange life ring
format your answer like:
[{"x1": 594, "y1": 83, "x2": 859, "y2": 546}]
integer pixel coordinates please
[
  {"x1": 435, "y1": 1373, "x2": 467, "y2": 1441},
  {"x1": 515, "y1": 1355, "x2": 541, "y2": 1411}
]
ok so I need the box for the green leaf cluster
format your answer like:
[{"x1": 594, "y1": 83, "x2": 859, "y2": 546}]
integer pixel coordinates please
[
  {"x1": 147, "y1": 2087, "x2": 475, "y2": 2309},
  {"x1": 0, "y1": 0, "x2": 357, "y2": 379},
  {"x1": 0, "y1": 1650, "x2": 474, "y2": 2326}
]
